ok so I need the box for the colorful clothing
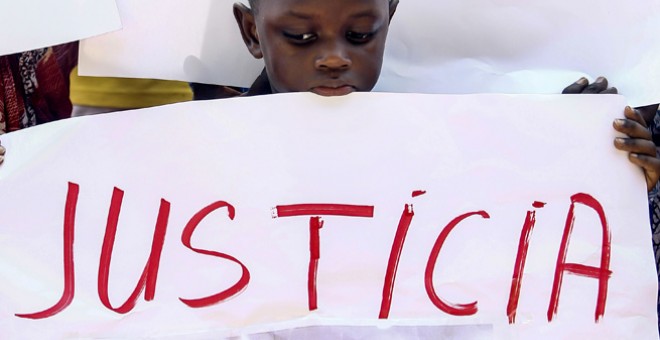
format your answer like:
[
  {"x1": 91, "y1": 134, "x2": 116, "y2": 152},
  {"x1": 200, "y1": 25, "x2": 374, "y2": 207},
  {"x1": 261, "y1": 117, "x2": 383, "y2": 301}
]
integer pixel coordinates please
[
  {"x1": 648, "y1": 109, "x2": 660, "y2": 330},
  {"x1": 0, "y1": 43, "x2": 77, "y2": 134},
  {"x1": 70, "y1": 67, "x2": 194, "y2": 109},
  {"x1": 651, "y1": 190, "x2": 660, "y2": 327}
]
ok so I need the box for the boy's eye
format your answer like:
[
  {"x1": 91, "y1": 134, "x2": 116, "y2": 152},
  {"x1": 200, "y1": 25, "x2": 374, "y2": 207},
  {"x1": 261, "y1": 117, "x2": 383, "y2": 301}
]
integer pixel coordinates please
[
  {"x1": 346, "y1": 31, "x2": 375, "y2": 44},
  {"x1": 283, "y1": 31, "x2": 317, "y2": 43}
]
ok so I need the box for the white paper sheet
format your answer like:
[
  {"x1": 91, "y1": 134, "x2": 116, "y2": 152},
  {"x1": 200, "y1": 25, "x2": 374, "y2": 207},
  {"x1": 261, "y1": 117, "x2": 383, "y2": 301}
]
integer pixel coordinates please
[
  {"x1": 0, "y1": 0, "x2": 121, "y2": 56},
  {"x1": 0, "y1": 93, "x2": 656, "y2": 339},
  {"x1": 78, "y1": 0, "x2": 660, "y2": 106},
  {"x1": 79, "y1": 0, "x2": 263, "y2": 87}
]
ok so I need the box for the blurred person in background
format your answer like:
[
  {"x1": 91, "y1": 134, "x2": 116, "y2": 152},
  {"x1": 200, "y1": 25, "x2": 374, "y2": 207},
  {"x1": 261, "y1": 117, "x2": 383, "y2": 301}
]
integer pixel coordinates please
[{"x1": 0, "y1": 42, "x2": 78, "y2": 164}]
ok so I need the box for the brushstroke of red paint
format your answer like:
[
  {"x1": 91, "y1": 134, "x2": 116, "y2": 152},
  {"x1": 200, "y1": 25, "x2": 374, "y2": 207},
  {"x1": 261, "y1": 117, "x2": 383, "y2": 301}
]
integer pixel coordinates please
[
  {"x1": 98, "y1": 188, "x2": 170, "y2": 314},
  {"x1": 308, "y1": 216, "x2": 324, "y2": 310},
  {"x1": 507, "y1": 202, "x2": 545, "y2": 324},
  {"x1": 274, "y1": 203, "x2": 374, "y2": 310},
  {"x1": 412, "y1": 190, "x2": 427, "y2": 198},
  {"x1": 547, "y1": 193, "x2": 612, "y2": 323},
  {"x1": 179, "y1": 201, "x2": 250, "y2": 308},
  {"x1": 425, "y1": 211, "x2": 490, "y2": 316},
  {"x1": 379, "y1": 203, "x2": 416, "y2": 319},
  {"x1": 16, "y1": 182, "x2": 79, "y2": 319},
  {"x1": 275, "y1": 204, "x2": 374, "y2": 218},
  {"x1": 533, "y1": 201, "x2": 546, "y2": 209}
]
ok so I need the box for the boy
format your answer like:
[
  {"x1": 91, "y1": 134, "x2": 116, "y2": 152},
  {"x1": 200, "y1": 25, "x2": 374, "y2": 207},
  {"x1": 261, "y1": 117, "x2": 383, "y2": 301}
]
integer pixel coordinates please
[
  {"x1": 231, "y1": 0, "x2": 659, "y2": 191},
  {"x1": 233, "y1": 0, "x2": 398, "y2": 97}
]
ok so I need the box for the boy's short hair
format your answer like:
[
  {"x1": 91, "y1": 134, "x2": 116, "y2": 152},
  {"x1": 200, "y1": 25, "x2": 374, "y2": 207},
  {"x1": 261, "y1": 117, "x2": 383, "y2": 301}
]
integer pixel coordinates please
[{"x1": 247, "y1": 0, "x2": 395, "y2": 12}]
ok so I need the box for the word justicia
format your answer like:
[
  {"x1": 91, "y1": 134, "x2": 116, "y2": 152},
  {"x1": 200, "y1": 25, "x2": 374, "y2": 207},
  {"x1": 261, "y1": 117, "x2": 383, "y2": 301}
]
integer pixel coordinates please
[{"x1": 14, "y1": 182, "x2": 611, "y2": 324}]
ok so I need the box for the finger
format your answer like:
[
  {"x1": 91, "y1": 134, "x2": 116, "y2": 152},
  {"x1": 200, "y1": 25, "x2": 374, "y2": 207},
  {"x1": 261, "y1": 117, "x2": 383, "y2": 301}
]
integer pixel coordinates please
[
  {"x1": 562, "y1": 77, "x2": 589, "y2": 94},
  {"x1": 0, "y1": 144, "x2": 4, "y2": 165},
  {"x1": 600, "y1": 87, "x2": 618, "y2": 94},
  {"x1": 613, "y1": 118, "x2": 652, "y2": 140},
  {"x1": 624, "y1": 106, "x2": 648, "y2": 128},
  {"x1": 628, "y1": 153, "x2": 660, "y2": 191},
  {"x1": 614, "y1": 137, "x2": 657, "y2": 157},
  {"x1": 582, "y1": 76, "x2": 608, "y2": 94}
]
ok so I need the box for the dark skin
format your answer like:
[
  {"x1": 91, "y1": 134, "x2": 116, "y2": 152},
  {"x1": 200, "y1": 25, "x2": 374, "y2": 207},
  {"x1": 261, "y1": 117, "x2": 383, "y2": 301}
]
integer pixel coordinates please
[
  {"x1": 563, "y1": 77, "x2": 660, "y2": 191},
  {"x1": 234, "y1": 0, "x2": 398, "y2": 96}
]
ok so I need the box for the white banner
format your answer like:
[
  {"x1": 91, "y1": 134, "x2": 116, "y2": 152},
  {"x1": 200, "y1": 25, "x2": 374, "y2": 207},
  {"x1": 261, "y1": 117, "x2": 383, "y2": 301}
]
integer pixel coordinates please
[
  {"x1": 0, "y1": 93, "x2": 656, "y2": 339},
  {"x1": 0, "y1": 0, "x2": 121, "y2": 56},
  {"x1": 78, "y1": 0, "x2": 660, "y2": 106}
]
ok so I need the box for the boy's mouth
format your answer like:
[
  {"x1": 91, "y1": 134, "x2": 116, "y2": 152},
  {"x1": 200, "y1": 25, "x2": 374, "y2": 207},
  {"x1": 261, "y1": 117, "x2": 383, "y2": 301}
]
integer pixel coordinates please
[{"x1": 310, "y1": 85, "x2": 356, "y2": 97}]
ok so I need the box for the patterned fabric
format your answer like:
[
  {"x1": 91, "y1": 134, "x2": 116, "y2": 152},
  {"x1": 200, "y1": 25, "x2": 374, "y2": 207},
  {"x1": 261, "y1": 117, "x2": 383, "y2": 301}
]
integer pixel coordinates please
[
  {"x1": 652, "y1": 110, "x2": 660, "y2": 147},
  {"x1": 651, "y1": 185, "x2": 660, "y2": 316},
  {"x1": 648, "y1": 109, "x2": 660, "y2": 331},
  {"x1": 0, "y1": 42, "x2": 77, "y2": 135}
]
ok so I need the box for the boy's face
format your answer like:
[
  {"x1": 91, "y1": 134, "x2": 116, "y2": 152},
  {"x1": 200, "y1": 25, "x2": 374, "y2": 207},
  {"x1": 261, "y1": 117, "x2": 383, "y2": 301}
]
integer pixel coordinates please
[{"x1": 235, "y1": 0, "x2": 397, "y2": 96}]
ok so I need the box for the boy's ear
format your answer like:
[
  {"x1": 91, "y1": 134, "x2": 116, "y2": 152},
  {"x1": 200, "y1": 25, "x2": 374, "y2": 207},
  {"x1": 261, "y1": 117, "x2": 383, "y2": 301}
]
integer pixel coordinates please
[
  {"x1": 233, "y1": 3, "x2": 263, "y2": 59},
  {"x1": 388, "y1": 0, "x2": 399, "y2": 22}
]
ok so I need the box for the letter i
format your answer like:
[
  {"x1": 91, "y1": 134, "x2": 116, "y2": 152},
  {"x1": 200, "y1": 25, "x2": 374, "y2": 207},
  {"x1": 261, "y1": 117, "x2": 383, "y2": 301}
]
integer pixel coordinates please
[
  {"x1": 379, "y1": 190, "x2": 426, "y2": 319},
  {"x1": 507, "y1": 201, "x2": 545, "y2": 324},
  {"x1": 308, "y1": 216, "x2": 323, "y2": 311}
]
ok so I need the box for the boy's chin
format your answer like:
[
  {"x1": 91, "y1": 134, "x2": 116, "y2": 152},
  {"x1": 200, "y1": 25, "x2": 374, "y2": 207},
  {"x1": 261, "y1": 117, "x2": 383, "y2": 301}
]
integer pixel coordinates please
[{"x1": 309, "y1": 85, "x2": 356, "y2": 97}]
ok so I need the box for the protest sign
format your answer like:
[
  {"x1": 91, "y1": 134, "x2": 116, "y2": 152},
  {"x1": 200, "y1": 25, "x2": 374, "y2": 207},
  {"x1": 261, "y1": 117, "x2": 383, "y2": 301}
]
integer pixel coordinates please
[
  {"x1": 77, "y1": 0, "x2": 660, "y2": 106},
  {"x1": 0, "y1": 0, "x2": 121, "y2": 56},
  {"x1": 0, "y1": 93, "x2": 656, "y2": 338}
]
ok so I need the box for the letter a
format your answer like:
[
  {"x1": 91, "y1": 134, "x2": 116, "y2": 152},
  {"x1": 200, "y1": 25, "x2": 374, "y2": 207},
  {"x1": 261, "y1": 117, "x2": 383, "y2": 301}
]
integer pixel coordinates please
[{"x1": 547, "y1": 193, "x2": 612, "y2": 322}]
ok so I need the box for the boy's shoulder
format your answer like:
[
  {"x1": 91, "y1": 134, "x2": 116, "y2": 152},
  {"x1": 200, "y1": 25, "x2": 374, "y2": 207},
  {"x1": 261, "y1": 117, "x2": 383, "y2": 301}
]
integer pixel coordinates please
[{"x1": 243, "y1": 69, "x2": 272, "y2": 97}]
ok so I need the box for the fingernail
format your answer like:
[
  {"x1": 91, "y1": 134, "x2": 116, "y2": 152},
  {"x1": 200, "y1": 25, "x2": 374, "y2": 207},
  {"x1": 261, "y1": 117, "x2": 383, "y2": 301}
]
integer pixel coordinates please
[
  {"x1": 615, "y1": 137, "x2": 626, "y2": 144},
  {"x1": 0, "y1": 155, "x2": 4, "y2": 163},
  {"x1": 614, "y1": 119, "x2": 625, "y2": 127},
  {"x1": 576, "y1": 77, "x2": 588, "y2": 85},
  {"x1": 595, "y1": 76, "x2": 606, "y2": 83}
]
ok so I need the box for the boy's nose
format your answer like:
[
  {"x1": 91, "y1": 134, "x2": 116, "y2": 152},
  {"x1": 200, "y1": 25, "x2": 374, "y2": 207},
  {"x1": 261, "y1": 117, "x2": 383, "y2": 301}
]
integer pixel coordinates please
[{"x1": 315, "y1": 47, "x2": 352, "y2": 72}]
